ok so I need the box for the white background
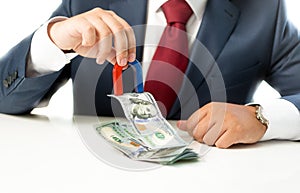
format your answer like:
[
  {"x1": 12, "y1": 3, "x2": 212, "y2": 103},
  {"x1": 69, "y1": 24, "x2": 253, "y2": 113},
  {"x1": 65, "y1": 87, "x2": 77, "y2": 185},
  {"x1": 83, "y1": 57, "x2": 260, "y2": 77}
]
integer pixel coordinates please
[{"x1": 0, "y1": 0, "x2": 299, "y2": 116}]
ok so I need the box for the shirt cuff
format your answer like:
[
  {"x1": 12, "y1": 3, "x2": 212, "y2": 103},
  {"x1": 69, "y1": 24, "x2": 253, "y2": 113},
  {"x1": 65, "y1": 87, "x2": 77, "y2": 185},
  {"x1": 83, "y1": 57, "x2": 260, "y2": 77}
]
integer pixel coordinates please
[
  {"x1": 254, "y1": 99, "x2": 300, "y2": 141},
  {"x1": 27, "y1": 16, "x2": 78, "y2": 77}
]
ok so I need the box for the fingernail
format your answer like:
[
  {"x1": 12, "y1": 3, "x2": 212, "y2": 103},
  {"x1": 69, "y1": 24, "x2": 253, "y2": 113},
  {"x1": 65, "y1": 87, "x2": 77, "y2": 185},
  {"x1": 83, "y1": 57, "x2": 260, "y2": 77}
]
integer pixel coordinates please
[
  {"x1": 120, "y1": 58, "x2": 128, "y2": 66},
  {"x1": 128, "y1": 53, "x2": 136, "y2": 62}
]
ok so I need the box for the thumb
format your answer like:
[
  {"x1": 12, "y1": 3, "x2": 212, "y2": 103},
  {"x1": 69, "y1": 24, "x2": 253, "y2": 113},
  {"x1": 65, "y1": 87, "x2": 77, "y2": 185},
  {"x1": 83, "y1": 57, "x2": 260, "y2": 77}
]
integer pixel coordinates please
[{"x1": 177, "y1": 120, "x2": 188, "y2": 131}]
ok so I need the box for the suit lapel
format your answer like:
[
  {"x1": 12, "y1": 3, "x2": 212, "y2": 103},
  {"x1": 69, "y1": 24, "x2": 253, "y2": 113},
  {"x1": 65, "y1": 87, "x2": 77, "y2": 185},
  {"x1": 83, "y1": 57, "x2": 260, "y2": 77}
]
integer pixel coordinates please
[
  {"x1": 109, "y1": 0, "x2": 148, "y2": 61},
  {"x1": 168, "y1": 0, "x2": 240, "y2": 118}
]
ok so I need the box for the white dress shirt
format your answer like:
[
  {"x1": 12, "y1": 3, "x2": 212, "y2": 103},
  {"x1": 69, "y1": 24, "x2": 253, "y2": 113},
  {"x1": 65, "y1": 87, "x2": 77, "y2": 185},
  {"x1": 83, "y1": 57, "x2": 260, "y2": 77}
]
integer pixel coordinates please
[{"x1": 26, "y1": 0, "x2": 300, "y2": 141}]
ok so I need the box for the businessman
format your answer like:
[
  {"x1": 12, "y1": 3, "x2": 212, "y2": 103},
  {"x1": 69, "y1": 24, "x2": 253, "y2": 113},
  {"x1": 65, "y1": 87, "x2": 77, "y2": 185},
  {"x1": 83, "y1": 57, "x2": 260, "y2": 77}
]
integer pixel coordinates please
[{"x1": 1, "y1": 0, "x2": 300, "y2": 148}]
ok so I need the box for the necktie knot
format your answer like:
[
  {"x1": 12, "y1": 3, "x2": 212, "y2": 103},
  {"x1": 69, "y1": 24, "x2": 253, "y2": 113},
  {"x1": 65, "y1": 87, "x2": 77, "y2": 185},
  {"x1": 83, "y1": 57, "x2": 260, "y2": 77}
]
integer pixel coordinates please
[{"x1": 162, "y1": 0, "x2": 193, "y2": 25}]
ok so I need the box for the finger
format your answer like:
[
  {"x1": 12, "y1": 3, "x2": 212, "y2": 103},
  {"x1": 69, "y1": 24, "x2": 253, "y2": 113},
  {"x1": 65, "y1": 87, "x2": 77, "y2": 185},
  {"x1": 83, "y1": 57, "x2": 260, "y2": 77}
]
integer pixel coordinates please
[
  {"x1": 91, "y1": 18, "x2": 115, "y2": 64},
  {"x1": 192, "y1": 103, "x2": 227, "y2": 144},
  {"x1": 177, "y1": 120, "x2": 194, "y2": 136},
  {"x1": 101, "y1": 12, "x2": 129, "y2": 66},
  {"x1": 106, "y1": 48, "x2": 117, "y2": 65},
  {"x1": 214, "y1": 129, "x2": 237, "y2": 149},
  {"x1": 105, "y1": 48, "x2": 129, "y2": 70},
  {"x1": 97, "y1": 35, "x2": 113, "y2": 64},
  {"x1": 192, "y1": 113, "x2": 212, "y2": 143},
  {"x1": 111, "y1": 13, "x2": 136, "y2": 62},
  {"x1": 74, "y1": 18, "x2": 97, "y2": 47},
  {"x1": 81, "y1": 26, "x2": 97, "y2": 46},
  {"x1": 68, "y1": 17, "x2": 98, "y2": 48},
  {"x1": 83, "y1": 16, "x2": 113, "y2": 63},
  {"x1": 177, "y1": 120, "x2": 188, "y2": 131},
  {"x1": 203, "y1": 122, "x2": 225, "y2": 146},
  {"x1": 51, "y1": 17, "x2": 97, "y2": 50},
  {"x1": 186, "y1": 108, "x2": 207, "y2": 132}
]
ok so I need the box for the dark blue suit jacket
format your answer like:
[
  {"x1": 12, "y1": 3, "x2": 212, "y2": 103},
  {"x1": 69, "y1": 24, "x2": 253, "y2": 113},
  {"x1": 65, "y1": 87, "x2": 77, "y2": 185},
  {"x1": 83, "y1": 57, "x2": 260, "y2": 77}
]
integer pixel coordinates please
[{"x1": 1, "y1": 0, "x2": 300, "y2": 119}]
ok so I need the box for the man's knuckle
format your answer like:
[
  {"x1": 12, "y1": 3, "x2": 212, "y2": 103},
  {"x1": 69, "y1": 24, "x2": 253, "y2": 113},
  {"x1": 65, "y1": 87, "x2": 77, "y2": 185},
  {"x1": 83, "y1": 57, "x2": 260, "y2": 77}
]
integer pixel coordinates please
[
  {"x1": 125, "y1": 27, "x2": 134, "y2": 34},
  {"x1": 85, "y1": 25, "x2": 94, "y2": 32},
  {"x1": 114, "y1": 24, "x2": 125, "y2": 32},
  {"x1": 106, "y1": 10, "x2": 116, "y2": 16},
  {"x1": 101, "y1": 30, "x2": 112, "y2": 38},
  {"x1": 92, "y1": 7, "x2": 103, "y2": 14}
]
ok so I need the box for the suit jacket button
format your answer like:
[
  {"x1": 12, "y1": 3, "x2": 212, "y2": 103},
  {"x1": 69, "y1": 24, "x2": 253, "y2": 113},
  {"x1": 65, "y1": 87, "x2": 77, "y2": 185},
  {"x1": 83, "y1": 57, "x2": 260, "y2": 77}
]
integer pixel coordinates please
[
  {"x1": 7, "y1": 76, "x2": 12, "y2": 85},
  {"x1": 3, "y1": 79, "x2": 9, "y2": 88},
  {"x1": 12, "y1": 71, "x2": 18, "y2": 80}
]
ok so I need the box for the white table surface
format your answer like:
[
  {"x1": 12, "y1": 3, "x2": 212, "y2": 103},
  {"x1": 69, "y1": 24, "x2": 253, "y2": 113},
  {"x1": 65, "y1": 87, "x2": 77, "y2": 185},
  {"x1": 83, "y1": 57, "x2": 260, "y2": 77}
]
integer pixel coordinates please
[{"x1": 1, "y1": 111, "x2": 299, "y2": 193}]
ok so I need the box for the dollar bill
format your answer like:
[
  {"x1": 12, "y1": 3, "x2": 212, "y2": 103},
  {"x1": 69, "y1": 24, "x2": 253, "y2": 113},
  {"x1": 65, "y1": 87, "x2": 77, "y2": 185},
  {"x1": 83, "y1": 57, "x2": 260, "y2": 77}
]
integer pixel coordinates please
[
  {"x1": 95, "y1": 92, "x2": 198, "y2": 164},
  {"x1": 95, "y1": 120, "x2": 198, "y2": 164}
]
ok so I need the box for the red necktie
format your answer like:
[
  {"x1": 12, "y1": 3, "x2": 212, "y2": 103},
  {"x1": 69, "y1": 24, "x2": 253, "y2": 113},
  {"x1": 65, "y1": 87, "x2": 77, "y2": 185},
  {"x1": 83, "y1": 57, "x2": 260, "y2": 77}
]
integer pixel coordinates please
[{"x1": 144, "y1": 0, "x2": 193, "y2": 117}]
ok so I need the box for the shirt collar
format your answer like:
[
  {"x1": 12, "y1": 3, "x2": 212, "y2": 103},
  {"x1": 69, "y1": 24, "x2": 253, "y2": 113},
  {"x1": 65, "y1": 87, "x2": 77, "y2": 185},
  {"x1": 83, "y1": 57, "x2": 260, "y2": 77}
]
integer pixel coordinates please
[{"x1": 153, "y1": 0, "x2": 208, "y2": 21}]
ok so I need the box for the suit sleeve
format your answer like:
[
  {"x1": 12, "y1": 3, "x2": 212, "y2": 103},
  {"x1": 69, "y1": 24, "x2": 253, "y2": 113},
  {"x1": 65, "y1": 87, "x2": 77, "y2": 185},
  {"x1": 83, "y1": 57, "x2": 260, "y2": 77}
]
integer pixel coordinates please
[
  {"x1": 0, "y1": 0, "x2": 72, "y2": 114},
  {"x1": 266, "y1": 0, "x2": 300, "y2": 110}
]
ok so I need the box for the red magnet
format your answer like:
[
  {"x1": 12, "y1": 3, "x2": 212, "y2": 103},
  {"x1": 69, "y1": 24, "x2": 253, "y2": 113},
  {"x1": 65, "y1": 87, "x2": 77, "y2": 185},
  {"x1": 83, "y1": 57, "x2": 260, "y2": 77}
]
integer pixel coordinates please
[{"x1": 112, "y1": 63, "x2": 124, "y2": 96}]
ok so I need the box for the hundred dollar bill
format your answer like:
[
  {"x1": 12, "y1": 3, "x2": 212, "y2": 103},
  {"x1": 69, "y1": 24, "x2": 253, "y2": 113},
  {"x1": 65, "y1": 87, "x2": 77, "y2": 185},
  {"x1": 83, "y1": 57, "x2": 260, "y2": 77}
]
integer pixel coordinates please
[
  {"x1": 94, "y1": 92, "x2": 198, "y2": 164},
  {"x1": 109, "y1": 92, "x2": 187, "y2": 149},
  {"x1": 95, "y1": 120, "x2": 198, "y2": 164}
]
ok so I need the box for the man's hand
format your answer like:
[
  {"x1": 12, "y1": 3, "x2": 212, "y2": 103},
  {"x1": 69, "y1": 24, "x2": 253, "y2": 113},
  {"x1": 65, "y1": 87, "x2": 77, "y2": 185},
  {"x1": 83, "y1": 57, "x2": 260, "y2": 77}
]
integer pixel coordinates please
[
  {"x1": 177, "y1": 102, "x2": 267, "y2": 148},
  {"x1": 48, "y1": 8, "x2": 136, "y2": 66}
]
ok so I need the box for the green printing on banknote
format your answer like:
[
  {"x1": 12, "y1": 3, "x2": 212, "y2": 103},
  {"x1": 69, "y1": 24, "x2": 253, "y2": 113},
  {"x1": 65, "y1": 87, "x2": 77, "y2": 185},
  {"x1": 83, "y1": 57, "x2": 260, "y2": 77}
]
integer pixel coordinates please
[{"x1": 95, "y1": 92, "x2": 199, "y2": 164}]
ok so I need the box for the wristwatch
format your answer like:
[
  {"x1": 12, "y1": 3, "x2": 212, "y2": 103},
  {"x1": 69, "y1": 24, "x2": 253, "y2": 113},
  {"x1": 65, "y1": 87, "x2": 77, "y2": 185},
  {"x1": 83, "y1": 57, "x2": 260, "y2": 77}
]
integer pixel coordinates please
[{"x1": 250, "y1": 104, "x2": 269, "y2": 128}]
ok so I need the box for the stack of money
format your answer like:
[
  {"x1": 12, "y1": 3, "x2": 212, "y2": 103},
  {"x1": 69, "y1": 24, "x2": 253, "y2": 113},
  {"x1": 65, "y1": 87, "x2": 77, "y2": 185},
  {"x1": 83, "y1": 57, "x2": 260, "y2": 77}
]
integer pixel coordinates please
[{"x1": 95, "y1": 92, "x2": 198, "y2": 165}]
